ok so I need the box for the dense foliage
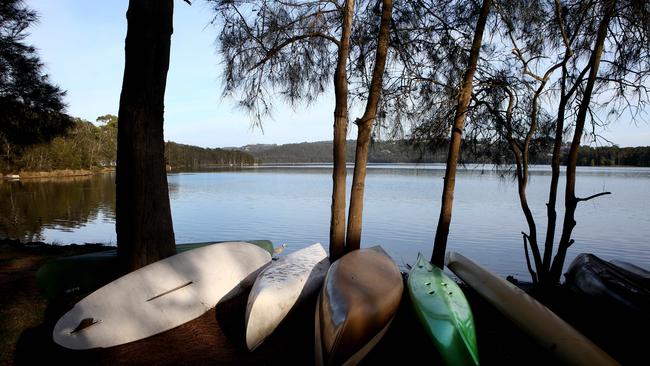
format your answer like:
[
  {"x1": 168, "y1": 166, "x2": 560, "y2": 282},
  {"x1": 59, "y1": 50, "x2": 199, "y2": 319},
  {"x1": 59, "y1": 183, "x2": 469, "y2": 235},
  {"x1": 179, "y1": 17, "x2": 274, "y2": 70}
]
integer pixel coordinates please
[
  {"x1": 0, "y1": 0, "x2": 72, "y2": 164},
  {"x1": 3, "y1": 114, "x2": 256, "y2": 173},
  {"x1": 576, "y1": 146, "x2": 650, "y2": 167},
  {"x1": 8, "y1": 117, "x2": 116, "y2": 172}
]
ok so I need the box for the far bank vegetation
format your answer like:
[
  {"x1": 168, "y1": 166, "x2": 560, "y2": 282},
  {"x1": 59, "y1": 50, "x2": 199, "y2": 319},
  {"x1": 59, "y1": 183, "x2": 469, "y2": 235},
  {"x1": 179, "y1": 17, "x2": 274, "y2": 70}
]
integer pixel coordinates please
[{"x1": 1, "y1": 114, "x2": 257, "y2": 174}]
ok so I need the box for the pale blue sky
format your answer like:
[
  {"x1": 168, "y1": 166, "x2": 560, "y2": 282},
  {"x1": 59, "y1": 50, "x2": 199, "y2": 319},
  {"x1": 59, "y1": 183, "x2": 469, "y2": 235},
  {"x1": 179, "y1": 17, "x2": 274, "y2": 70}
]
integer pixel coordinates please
[
  {"x1": 26, "y1": 0, "x2": 341, "y2": 148},
  {"x1": 25, "y1": 0, "x2": 649, "y2": 148}
]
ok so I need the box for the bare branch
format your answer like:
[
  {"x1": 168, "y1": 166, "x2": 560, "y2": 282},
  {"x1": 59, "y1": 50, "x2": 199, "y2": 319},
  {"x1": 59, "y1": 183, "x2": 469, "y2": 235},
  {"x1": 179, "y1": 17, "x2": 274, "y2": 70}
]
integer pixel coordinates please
[
  {"x1": 576, "y1": 191, "x2": 611, "y2": 202},
  {"x1": 554, "y1": 0, "x2": 572, "y2": 56},
  {"x1": 522, "y1": 233, "x2": 538, "y2": 284}
]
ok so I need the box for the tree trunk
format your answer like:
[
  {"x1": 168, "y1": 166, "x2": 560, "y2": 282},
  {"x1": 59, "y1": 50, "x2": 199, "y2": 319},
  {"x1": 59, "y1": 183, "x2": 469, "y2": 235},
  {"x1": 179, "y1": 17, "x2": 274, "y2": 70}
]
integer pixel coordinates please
[
  {"x1": 431, "y1": 0, "x2": 491, "y2": 267},
  {"x1": 543, "y1": 75, "x2": 568, "y2": 274},
  {"x1": 329, "y1": 0, "x2": 355, "y2": 262},
  {"x1": 116, "y1": 0, "x2": 176, "y2": 271},
  {"x1": 549, "y1": 0, "x2": 615, "y2": 284},
  {"x1": 516, "y1": 78, "x2": 551, "y2": 281},
  {"x1": 345, "y1": 0, "x2": 393, "y2": 252},
  {"x1": 542, "y1": 61, "x2": 591, "y2": 281}
]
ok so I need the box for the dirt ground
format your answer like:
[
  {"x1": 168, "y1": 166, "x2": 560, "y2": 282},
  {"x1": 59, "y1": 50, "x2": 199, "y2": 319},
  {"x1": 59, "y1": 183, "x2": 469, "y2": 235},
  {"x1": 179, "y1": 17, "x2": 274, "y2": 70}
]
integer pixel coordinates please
[{"x1": 0, "y1": 240, "x2": 644, "y2": 365}]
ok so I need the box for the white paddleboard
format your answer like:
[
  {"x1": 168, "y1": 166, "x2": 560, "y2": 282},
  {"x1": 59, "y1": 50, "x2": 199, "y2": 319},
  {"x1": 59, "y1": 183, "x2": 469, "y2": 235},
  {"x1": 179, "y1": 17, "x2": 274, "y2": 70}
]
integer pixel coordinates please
[
  {"x1": 245, "y1": 243, "x2": 329, "y2": 351},
  {"x1": 53, "y1": 241, "x2": 271, "y2": 350}
]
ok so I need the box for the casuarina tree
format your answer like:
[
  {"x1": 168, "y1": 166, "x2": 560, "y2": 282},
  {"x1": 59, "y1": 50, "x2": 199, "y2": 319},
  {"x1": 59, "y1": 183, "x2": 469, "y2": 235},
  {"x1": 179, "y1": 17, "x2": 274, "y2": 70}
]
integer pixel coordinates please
[
  {"x1": 431, "y1": 0, "x2": 492, "y2": 267},
  {"x1": 212, "y1": 0, "x2": 366, "y2": 260},
  {"x1": 345, "y1": 0, "x2": 393, "y2": 252},
  {"x1": 469, "y1": 0, "x2": 650, "y2": 287}
]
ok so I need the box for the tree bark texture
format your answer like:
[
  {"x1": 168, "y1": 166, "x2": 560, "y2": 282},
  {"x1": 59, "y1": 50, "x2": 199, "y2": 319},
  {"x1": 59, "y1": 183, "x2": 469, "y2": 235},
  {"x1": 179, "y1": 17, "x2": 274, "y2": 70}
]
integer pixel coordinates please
[
  {"x1": 329, "y1": 0, "x2": 355, "y2": 262},
  {"x1": 499, "y1": 89, "x2": 540, "y2": 282},
  {"x1": 542, "y1": 61, "x2": 590, "y2": 280},
  {"x1": 549, "y1": 0, "x2": 615, "y2": 284},
  {"x1": 543, "y1": 76, "x2": 569, "y2": 276},
  {"x1": 431, "y1": 0, "x2": 491, "y2": 267},
  {"x1": 116, "y1": 0, "x2": 176, "y2": 271},
  {"x1": 345, "y1": 0, "x2": 393, "y2": 252}
]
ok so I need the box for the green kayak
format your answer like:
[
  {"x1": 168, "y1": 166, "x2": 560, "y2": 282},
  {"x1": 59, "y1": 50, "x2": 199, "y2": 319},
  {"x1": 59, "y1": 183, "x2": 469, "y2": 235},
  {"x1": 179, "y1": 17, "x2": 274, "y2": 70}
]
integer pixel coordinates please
[
  {"x1": 37, "y1": 240, "x2": 273, "y2": 300},
  {"x1": 408, "y1": 253, "x2": 479, "y2": 366}
]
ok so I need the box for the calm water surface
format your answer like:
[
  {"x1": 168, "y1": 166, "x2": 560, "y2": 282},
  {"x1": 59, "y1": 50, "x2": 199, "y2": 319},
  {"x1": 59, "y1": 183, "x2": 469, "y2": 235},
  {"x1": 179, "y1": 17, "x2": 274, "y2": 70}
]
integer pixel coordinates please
[{"x1": 1, "y1": 164, "x2": 649, "y2": 279}]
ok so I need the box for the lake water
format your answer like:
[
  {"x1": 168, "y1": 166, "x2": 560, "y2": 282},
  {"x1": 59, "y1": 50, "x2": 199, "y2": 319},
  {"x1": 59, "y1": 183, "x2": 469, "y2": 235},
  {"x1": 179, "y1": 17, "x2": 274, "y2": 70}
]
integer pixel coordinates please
[{"x1": 1, "y1": 164, "x2": 649, "y2": 280}]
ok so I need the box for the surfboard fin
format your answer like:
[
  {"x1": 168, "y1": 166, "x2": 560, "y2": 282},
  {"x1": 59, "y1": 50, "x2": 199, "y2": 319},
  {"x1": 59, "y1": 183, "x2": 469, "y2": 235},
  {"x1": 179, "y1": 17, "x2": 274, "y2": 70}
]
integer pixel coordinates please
[{"x1": 71, "y1": 318, "x2": 100, "y2": 334}]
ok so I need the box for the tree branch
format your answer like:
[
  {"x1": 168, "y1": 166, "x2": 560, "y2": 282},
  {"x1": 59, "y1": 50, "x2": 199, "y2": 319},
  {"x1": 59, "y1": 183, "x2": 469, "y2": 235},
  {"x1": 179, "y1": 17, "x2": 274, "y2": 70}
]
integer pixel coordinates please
[
  {"x1": 576, "y1": 191, "x2": 611, "y2": 202},
  {"x1": 554, "y1": 0, "x2": 572, "y2": 56},
  {"x1": 249, "y1": 32, "x2": 340, "y2": 71},
  {"x1": 522, "y1": 233, "x2": 538, "y2": 284}
]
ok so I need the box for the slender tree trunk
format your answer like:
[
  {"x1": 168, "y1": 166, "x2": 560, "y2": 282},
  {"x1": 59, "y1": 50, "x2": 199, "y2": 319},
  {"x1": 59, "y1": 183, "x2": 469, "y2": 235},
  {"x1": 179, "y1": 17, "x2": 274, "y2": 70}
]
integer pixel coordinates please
[
  {"x1": 502, "y1": 90, "x2": 542, "y2": 282},
  {"x1": 495, "y1": 86, "x2": 542, "y2": 282},
  {"x1": 549, "y1": 0, "x2": 615, "y2": 284},
  {"x1": 431, "y1": 0, "x2": 491, "y2": 267},
  {"x1": 542, "y1": 0, "x2": 577, "y2": 274},
  {"x1": 345, "y1": 0, "x2": 393, "y2": 252},
  {"x1": 329, "y1": 0, "x2": 355, "y2": 262},
  {"x1": 542, "y1": 61, "x2": 590, "y2": 278},
  {"x1": 516, "y1": 81, "x2": 550, "y2": 280},
  {"x1": 116, "y1": 0, "x2": 176, "y2": 271},
  {"x1": 543, "y1": 79, "x2": 568, "y2": 273}
]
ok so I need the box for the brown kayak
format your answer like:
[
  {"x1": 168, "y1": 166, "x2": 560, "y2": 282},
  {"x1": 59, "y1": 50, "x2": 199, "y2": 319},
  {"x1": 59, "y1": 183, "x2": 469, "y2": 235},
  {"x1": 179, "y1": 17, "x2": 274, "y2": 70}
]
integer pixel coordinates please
[{"x1": 315, "y1": 246, "x2": 403, "y2": 366}]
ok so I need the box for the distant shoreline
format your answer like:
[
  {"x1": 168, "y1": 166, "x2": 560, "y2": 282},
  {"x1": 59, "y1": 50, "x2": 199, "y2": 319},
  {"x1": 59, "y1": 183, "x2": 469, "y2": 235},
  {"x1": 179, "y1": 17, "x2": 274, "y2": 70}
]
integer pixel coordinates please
[
  {"x1": 4, "y1": 163, "x2": 646, "y2": 181},
  {"x1": 2, "y1": 168, "x2": 115, "y2": 180}
]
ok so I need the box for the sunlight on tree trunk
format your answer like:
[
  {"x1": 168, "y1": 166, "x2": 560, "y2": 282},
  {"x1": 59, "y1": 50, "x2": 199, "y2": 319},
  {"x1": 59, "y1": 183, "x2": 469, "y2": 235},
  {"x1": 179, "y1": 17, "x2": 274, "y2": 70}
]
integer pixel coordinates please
[
  {"x1": 431, "y1": 0, "x2": 492, "y2": 267},
  {"x1": 329, "y1": 0, "x2": 355, "y2": 262},
  {"x1": 116, "y1": 0, "x2": 176, "y2": 271},
  {"x1": 345, "y1": 0, "x2": 393, "y2": 253}
]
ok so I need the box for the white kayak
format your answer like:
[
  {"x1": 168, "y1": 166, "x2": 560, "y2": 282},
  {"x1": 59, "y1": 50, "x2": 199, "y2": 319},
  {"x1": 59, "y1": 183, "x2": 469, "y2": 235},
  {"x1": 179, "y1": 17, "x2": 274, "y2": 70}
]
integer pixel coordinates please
[
  {"x1": 245, "y1": 243, "x2": 329, "y2": 351},
  {"x1": 53, "y1": 241, "x2": 271, "y2": 350}
]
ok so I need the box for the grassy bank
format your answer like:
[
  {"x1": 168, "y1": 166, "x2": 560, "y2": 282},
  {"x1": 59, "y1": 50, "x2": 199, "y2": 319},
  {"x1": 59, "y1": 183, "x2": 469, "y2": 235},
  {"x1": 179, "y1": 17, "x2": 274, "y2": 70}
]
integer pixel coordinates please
[{"x1": 13, "y1": 168, "x2": 114, "y2": 179}]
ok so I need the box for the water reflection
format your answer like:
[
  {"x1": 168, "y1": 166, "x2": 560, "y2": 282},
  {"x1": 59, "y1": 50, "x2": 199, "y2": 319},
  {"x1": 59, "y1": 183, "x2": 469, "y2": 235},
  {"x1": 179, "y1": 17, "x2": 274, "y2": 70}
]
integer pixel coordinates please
[
  {"x1": 0, "y1": 173, "x2": 116, "y2": 242},
  {"x1": 1, "y1": 165, "x2": 648, "y2": 278}
]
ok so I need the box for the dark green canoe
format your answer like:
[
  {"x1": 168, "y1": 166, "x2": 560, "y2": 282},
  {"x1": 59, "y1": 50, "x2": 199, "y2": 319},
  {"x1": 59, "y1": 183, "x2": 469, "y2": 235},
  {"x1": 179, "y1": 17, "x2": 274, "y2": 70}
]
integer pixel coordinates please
[
  {"x1": 37, "y1": 240, "x2": 273, "y2": 300},
  {"x1": 407, "y1": 253, "x2": 479, "y2": 366}
]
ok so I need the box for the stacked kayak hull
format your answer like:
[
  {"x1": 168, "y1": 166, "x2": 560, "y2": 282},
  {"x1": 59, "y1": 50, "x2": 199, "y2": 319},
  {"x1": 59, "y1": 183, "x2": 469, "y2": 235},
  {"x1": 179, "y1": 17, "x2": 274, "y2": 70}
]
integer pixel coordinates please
[
  {"x1": 315, "y1": 246, "x2": 403, "y2": 366},
  {"x1": 446, "y1": 251, "x2": 619, "y2": 366},
  {"x1": 408, "y1": 253, "x2": 479, "y2": 365},
  {"x1": 245, "y1": 243, "x2": 330, "y2": 351},
  {"x1": 565, "y1": 253, "x2": 650, "y2": 314}
]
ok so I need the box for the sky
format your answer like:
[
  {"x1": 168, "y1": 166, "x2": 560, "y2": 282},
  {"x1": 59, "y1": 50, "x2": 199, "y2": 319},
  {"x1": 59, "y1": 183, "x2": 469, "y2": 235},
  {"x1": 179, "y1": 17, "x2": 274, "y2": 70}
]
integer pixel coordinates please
[
  {"x1": 25, "y1": 0, "x2": 343, "y2": 148},
  {"x1": 24, "y1": 0, "x2": 650, "y2": 148}
]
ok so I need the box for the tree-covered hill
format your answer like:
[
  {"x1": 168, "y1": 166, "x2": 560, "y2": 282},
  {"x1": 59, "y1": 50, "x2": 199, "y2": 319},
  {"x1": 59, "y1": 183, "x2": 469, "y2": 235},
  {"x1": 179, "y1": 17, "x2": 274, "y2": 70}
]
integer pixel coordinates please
[
  {"x1": 241, "y1": 140, "x2": 650, "y2": 167},
  {"x1": 240, "y1": 140, "x2": 443, "y2": 163},
  {"x1": 5, "y1": 118, "x2": 649, "y2": 172}
]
